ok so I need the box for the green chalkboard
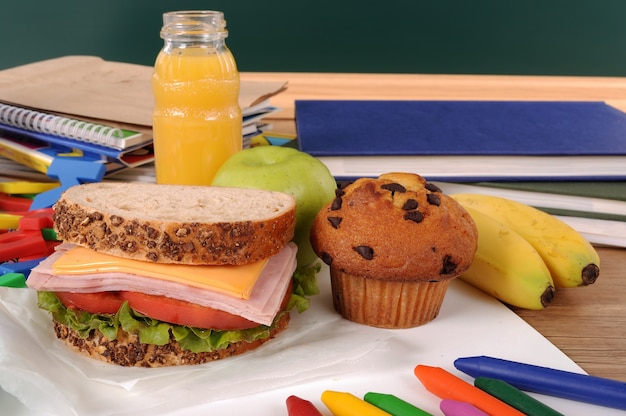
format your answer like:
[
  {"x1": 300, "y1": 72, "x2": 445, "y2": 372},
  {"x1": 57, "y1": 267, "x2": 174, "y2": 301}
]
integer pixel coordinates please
[{"x1": 2, "y1": 0, "x2": 626, "y2": 76}]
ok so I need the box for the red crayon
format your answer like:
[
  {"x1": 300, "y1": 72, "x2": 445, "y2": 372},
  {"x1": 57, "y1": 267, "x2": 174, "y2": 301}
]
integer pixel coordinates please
[
  {"x1": 286, "y1": 395, "x2": 324, "y2": 416},
  {"x1": 413, "y1": 365, "x2": 525, "y2": 416}
]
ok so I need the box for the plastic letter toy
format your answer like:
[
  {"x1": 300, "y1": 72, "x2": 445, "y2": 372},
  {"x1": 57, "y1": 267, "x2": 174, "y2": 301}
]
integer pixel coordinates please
[
  {"x1": 30, "y1": 158, "x2": 105, "y2": 209},
  {"x1": 0, "y1": 257, "x2": 46, "y2": 278},
  {"x1": 0, "y1": 209, "x2": 57, "y2": 262},
  {"x1": 0, "y1": 193, "x2": 33, "y2": 212},
  {"x1": 0, "y1": 272, "x2": 27, "y2": 288}
]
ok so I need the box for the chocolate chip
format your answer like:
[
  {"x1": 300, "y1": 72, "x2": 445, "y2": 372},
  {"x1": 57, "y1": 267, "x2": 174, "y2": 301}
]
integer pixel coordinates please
[
  {"x1": 402, "y1": 199, "x2": 418, "y2": 210},
  {"x1": 425, "y1": 182, "x2": 442, "y2": 193},
  {"x1": 354, "y1": 245, "x2": 374, "y2": 260},
  {"x1": 330, "y1": 197, "x2": 343, "y2": 211},
  {"x1": 321, "y1": 252, "x2": 333, "y2": 265},
  {"x1": 327, "y1": 216, "x2": 342, "y2": 229},
  {"x1": 426, "y1": 193, "x2": 441, "y2": 206},
  {"x1": 335, "y1": 188, "x2": 346, "y2": 197},
  {"x1": 404, "y1": 211, "x2": 424, "y2": 223},
  {"x1": 381, "y1": 182, "x2": 406, "y2": 194},
  {"x1": 440, "y1": 255, "x2": 458, "y2": 274}
]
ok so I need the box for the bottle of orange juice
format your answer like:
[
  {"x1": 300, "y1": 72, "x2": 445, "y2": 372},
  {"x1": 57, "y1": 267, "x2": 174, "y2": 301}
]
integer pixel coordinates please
[{"x1": 152, "y1": 10, "x2": 242, "y2": 185}]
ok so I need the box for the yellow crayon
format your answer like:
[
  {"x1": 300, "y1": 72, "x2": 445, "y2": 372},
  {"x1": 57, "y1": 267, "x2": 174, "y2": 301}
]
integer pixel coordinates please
[{"x1": 321, "y1": 390, "x2": 392, "y2": 416}]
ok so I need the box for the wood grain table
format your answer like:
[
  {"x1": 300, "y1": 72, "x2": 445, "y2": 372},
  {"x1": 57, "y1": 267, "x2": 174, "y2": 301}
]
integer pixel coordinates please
[{"x1": 241, "y1": 71, "x2": 626, "y2": 381}]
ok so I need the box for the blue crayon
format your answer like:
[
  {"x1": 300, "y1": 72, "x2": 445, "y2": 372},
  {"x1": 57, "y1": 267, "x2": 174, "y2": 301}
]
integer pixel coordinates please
[{"x1": 454, "y1": 356, "x2": 626, "y2": 411}]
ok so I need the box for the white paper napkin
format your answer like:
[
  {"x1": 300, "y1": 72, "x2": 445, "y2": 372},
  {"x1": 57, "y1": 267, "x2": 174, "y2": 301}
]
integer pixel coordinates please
[
  {"x1": 3, "y1": 267, "x2": 621, "y2": 416},
  {"x1": 0, "y1": 269, "x2": 388, "y2": 416}
]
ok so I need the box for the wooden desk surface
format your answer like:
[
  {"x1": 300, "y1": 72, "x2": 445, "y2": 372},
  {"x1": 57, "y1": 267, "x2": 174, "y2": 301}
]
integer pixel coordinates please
[{"x1": 241, "y1": 71, "x2": 626, "y2": 382}]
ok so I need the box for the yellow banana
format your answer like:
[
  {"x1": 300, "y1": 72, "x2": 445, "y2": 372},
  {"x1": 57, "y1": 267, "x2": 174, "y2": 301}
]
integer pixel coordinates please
[
  {"x1": 452, "y1": 193, "x2": 600, "y2": 288},
  {"x1": 459, "y1": 206, "x2": 555, "y2": 310}
]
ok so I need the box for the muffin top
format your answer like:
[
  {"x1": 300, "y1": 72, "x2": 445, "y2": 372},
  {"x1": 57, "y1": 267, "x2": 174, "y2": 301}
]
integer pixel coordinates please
[{"x1": 310, "y1": 172, "x2": 478, "y2": 282}]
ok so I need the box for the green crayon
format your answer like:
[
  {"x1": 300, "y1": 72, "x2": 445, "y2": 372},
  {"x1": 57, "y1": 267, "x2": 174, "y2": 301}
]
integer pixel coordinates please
[
  {"x1": 364, "y1": 392, "x2": 433, "y2": 416},
  {"x1": 474, "y1": 376, "x2": 565, "y2": 416}
]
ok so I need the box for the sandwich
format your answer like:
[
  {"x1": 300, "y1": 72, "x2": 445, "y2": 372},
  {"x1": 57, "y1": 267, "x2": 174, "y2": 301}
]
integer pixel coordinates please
[{"x1": 27, "y1": 182, "x2": 304, "y2": 367}]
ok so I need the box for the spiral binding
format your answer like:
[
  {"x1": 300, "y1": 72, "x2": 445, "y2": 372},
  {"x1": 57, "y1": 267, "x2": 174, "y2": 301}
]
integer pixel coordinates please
[{"x1": 0, "y1": 103, "x2": 124, "y2": 147}]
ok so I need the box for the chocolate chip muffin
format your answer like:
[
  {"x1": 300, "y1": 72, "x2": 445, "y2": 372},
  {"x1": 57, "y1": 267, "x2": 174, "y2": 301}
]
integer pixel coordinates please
[{"x1": 310, "y1": 172, "x2": 478, "y2": 328}]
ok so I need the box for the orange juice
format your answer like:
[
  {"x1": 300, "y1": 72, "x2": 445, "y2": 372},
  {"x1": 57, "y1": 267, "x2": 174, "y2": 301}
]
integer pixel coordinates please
[{"x1": 152, "y1": 11, "x2": 242, "y2": 185}]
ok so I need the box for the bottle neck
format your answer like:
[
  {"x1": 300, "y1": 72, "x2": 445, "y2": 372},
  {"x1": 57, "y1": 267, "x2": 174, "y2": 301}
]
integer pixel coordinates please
[
  {"x1": 162, "y1": 38, "x2": 226, "y2": 52},
  {"x1": 160, "y1": 10, "x2": 229, "y2": 50}
]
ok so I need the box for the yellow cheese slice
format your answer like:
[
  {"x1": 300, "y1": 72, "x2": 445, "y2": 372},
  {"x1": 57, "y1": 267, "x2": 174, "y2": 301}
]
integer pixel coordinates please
[{"x1": 52, "y1": 246, "x2": 268, "y2": 299}]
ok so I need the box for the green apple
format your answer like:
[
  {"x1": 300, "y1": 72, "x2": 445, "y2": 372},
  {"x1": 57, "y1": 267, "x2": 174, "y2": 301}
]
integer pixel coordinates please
[{"x1": 212, "y1": 146, "x2": 337, "y2": 267}]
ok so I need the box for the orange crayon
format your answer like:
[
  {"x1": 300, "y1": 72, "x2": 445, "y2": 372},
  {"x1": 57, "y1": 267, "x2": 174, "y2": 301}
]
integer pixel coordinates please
[{"x1": 413, "y1": 365, "x2": 525, "y2": 416}]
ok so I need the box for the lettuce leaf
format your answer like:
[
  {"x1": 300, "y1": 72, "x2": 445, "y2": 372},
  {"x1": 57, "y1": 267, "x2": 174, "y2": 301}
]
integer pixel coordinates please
[
  {"x1": 38, "y1": 290, "x2": 120, "y2": 340},
  {"x1": 289, "y1": 261, "x2": 322, "y2": 313},
  {"x1": 37, "y1": 291, "x2": 284, "y2": 354}
]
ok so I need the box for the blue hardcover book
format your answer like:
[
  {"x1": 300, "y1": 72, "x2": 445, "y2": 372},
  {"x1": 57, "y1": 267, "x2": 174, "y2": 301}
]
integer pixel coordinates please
[{"x1": 295, "y1": 100, "x2": 626, "y2": 181}]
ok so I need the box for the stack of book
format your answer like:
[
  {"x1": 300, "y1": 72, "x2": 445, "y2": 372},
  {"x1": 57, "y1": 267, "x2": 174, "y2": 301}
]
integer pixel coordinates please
[
  {"x1": 0, "y1": 102, "x2": 154, "y2": 177},
  {"x1": 295, "y1": 99, "x2": 626, "y2": 248},
  {"x1": 0, "y1": 56, "x2": 286, "y2": 180}
]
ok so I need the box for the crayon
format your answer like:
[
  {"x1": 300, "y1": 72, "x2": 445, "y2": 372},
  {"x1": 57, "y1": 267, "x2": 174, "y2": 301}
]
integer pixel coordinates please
[
  {"x1": 439, "y1": 399, "x2": 489, "y2": 416},
  {"x1": 413, "y1": 365, "x2": 525, "y2": 416},
  {"x1": 364, "y1": 392, "x2": 433, "y2": 416},
  {"x1": 286, "y1": 395, "x2": 324, "y2": 416},
  {"x1": 474, "y1": 376, "x2": 565, "y2": 416},
  {"x1": 321, "y1": 390, "x2": 391, "y2": 416},
  {"x1": 454, "y1": 355, "x2": 626, "y2": 411}
]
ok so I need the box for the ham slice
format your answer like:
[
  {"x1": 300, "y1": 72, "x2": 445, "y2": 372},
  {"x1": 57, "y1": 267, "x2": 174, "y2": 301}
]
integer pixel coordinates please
[{"x1": 28, "y1": 243, "x2": 298, "y2": 326}]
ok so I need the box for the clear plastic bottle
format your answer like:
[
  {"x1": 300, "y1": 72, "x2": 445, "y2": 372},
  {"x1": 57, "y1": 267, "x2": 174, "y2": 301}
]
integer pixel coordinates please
[{"x1": 152, "y1": 10, "x2": 242, "y2": 185}]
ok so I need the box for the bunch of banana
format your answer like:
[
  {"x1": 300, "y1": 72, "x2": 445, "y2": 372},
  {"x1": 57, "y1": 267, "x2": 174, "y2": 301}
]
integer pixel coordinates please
[{"x1": 450, "y1": 193, "x2": 600, "y2": 310}]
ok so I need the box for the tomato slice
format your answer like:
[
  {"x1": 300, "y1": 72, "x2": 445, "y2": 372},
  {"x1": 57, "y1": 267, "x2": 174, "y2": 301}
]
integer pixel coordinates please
[
  {"x1": 55, "y1": 291, "x2": 123, "y2": 315},
  {"x1": 119, "y1": 291, "x2": 259, "y2": 330},
  {"x1": 54, "y1": 291, "x2": 257, "y2": 330},
  {"x1": 54, "y1": 282, "x2": 292, "y2": 331}
]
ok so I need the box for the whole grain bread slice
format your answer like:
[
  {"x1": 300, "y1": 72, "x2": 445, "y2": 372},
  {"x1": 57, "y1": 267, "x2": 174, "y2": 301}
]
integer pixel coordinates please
[
  {"x1": 53, "y1": 182, "x2": 296, "y2": 265},
  {"x1": 52, "y1": 312, "x2": 290, "y2": 367}
]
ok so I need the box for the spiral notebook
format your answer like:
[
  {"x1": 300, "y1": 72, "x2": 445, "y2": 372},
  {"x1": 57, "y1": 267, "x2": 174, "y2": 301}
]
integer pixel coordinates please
[{"x1": 0, "y1": 102, "x2": 148, "y2": 150}]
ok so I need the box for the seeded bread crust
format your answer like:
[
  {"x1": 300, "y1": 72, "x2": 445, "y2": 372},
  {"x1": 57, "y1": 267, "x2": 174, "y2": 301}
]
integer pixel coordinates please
[
  {"x1": 53, "y1": 182, "x2": 296, "y2": 265},
  {"x1": 310, "y1": 172, "x2": 478, "y2": 282},
  {"x1": 52, "y1": 312, "x2": 290, "y2": 367}
]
